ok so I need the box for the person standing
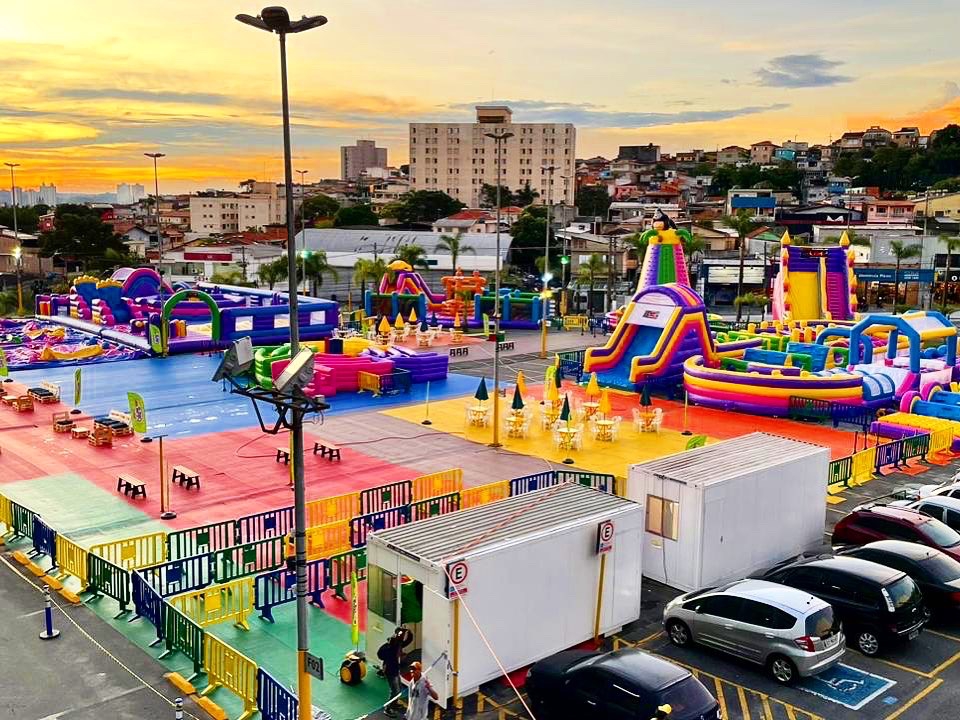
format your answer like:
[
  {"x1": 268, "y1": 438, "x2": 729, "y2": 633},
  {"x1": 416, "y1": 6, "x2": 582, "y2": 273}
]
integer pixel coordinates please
[
  {"x1": 405, "y1": 661, "x2": 438, "y2": 720},
  {"x1": 377, "y1": 627, "x2": 413, "y2": 717}
]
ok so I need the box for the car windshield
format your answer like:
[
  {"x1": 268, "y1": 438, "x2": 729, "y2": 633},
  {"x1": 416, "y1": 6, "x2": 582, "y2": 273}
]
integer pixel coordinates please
[
  {"x1": 886, "y1": 576, "x2": 922, "y2": 609},
  {"x1": 659, "y1": 677, "x2": 717, "y2": 716},
  {"x1": 805, "y1": 607, "x2": 838, "y2": 637},
  {"x1": 921, "y1": 518, "x2": 960, "y2": 548},
  {"x1": 920, "y1": 552, "x2": 960, "y2": 582}
]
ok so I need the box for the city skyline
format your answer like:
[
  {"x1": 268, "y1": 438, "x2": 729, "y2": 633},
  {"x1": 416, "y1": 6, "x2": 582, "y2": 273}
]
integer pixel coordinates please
[{"x1": 3, "y1": 0, "x2": 959, "y2": 193}]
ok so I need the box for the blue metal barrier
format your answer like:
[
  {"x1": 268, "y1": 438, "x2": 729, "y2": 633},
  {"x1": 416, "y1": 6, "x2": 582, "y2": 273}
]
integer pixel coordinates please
[
  {"x1": 509, "y1": 471, "x2": 559, "y2": 496},
  {"x1": 554, "y1": 470, "x2": 615, "y2": 493},
  {"x1": 139, "y1": 554, "x2": 213, "y2": 598},
  {"x1": 359, "y1": 480, "x2": 413, "y2": 515},
  {"x1": 410, "y1": 492, "x2": 461, "y2": 522},
  {"x1": 131, "y1": 571, "x2": 166, "y2": 644},
  {"x1": 254, "y1": 559, "x2": 328, "y2": 622},
  {"x1": 236, "y1": 506, "x2": 294, "y2": 545},
  {"x1": 350, "y1": 506, "x2": 411, "y2": 548},
  {"x1": 875, "y1": 439, "x2": 904, "y2": 472},
  {"x1": 31, "y1": 516, "x2": 57, "y2": 570},
  {"x1": 257, "y1": 668, "x2": 298, "y2": 720}
]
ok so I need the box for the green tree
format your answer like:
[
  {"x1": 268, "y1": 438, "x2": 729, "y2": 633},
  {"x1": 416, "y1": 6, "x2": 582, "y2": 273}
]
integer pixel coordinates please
[
  {"x1": 333, "y1": 204, "x2": 378, "y2": 227},
  {"x1": 0, "y1": 206, "x2": 40, "y2": 235},
  {"x1": 378, "y1": 200, "x2": 406, "y2": 219},
  {"x1": 513, "y1": 183, "x2": 539, "y2": 207},
  {"x1": 353, "y1": 257, "x2": 388, "y2": 299},
  {"x1": 301, "y1": 194, "x2": 340, "y2": 223},
  {"x1": 257, "y1": 258, "x2": 287, "y2": 289},
  {"x1": 210, "y1": 269, "x2": 254, "y2": 287},
  {"x1": 298, "y1": 250, "x2": 338, "y2": 297},
  {"x1": 39, "y1": 204, "x2": 128, "y2": 272},
  {"x1": 393, "y1": 243, "x2": 429, "y2": 270},
  {"x1": 508, "y1": 208, "x2": 555, "y2": 270},
  {"x1": 824, "y1": 232, "x2": 871, "y2": 246},
  {"x1": 623, "y1": 232, "x2": 650, "y2": 276},
  {"x1": 576, "y1": 253, "x2": 609, "y2": 313},
  {"x1": 940, "y1": 235, "x2": 960, "y2": 311},
  {"x1": 480, "y1": 183, "x2": 513, "y2": 208},
  {"x1": 889, "y1": 240, "x2": 923, "y2": 310},
  {"x1": 575, "y1": 186, "x2": 611, "y2": 217},
  {"x1": 680, "y1": 234, "x2": 706, "y2": 281},
  {"x1": 721, "y1": 210, "x2": 760, "y2": 320},
  {"x1": 734, "y1": 292, "x2": 766, "y2": 323},
  {"x1": 435, "y1": 234, "x2": 475, "y2": 271},
  {"x1": 392, "y1": 190, "x2": 464, "y2": 223}
]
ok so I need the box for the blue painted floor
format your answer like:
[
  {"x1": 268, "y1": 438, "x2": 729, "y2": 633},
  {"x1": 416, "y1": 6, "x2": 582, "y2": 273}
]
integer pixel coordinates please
[{"x1": 8, "y1": 354, "x2": 481, "y2": 439}]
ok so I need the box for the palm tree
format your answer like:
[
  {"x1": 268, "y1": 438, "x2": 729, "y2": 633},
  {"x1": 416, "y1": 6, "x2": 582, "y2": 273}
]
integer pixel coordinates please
[
  {"x1": 721, "y1": 210, "x2": 760, "y2": 321},
  {"x1": 622, "y1": 232, "x2": 650, "y2": 277},
  {"x1": 435, "y1": 234, "x2": 475, "y2": 271},
  {"x1": 734, "y1": 292, "x2": 766, "y2": 323},
  {"x1": 576, "y1": 253, "x2": 609, "y2": 313},
  {"x1": 257, "y1": 258, "x2": 286, "y2": 290},
  {"x1": 298, "y1": 251, "x2": 338, "y2": 297},
  {"x1": 393, "y1": 243, "x2": 429, "y2": 270},
  {"x1": 353, "y1": 257, "x2": 388, "y2": 298},
  {"x1": 940, "y1": 235, "x2": 960, "y2": 311},
  {"x1": 889, "y1": 240, "x2": 923, "y2": 310},
  {"x1": 680, "y1": 234, "x2": 706, "y2": 284}
]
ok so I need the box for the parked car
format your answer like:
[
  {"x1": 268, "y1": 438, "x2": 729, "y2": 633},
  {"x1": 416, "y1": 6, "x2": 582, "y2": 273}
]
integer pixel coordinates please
[
  {"x1": 838, "y1": 540, "x2": 960, "y2": 615},
  {"x1": 901, "y1": 495, "x2": 960, "y2": 533},
  {"x1": 755, "y1": 556, "x2": 927, "y2": 656},
  {"x1": 663, "y1": 579, "x2": 844, "y2": 684},
  {"x1": 525, "y1": 648, "x2": 721, "y2": 720},
  {"x1": 891, "y1": 480, "x2": 960, "y2": 503},
  {"x1": 832, "y1": 504, "x2": 960, "y2": 562}
]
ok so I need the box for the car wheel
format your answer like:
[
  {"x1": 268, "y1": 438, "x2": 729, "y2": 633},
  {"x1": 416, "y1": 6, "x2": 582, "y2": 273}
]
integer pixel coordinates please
[
  {"x1": 666, "y1": 620, "x2": 692, "y2": 647},
  {"x1": 857, "y1": 629, "x2": 881, "y2": 656},
  {"x1": 767, "y1": 654, "x2": 797, "y2": 685}
]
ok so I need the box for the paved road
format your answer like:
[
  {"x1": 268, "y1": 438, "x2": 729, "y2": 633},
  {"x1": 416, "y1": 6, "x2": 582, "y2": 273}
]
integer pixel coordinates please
[{"x1": 0, "y1": 552, "x2": 202, "y2": 720}]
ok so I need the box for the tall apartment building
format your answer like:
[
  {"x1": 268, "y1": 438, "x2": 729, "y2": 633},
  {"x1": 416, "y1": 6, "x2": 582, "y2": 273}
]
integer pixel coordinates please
[
  {"x1": 117, "y1": 183, "x2": 146, "y2": 205},
  {"x1": 189, "y1": 181, "x2": 284, "y2": 234},
  {"x1": 39, "y1": 183, "x2": 57, "y2": 206},
  {"x1": 409, "y1": 106, "x2": 576, "y2": 208},
  {"x1": 341, "y1": 140, "x2": 388, "y2": 181}
]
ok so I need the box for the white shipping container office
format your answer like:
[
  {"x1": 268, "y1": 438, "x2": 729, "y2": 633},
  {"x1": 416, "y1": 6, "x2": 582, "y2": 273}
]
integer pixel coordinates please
[
  {"x1": 365, "y1": 483, "x2": 644, "y2": 707},
  {"x1": 627, "y1": 432, "x2": 828, "y2": 592}
]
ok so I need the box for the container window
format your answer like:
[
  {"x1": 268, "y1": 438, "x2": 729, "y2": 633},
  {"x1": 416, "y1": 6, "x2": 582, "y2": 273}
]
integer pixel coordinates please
[
  {"x1": 367, "y1": 566, "x2": 398, "y2": 622},
  {"x1": 646, "y1": 495, "x2": 679, "y2": 540}
]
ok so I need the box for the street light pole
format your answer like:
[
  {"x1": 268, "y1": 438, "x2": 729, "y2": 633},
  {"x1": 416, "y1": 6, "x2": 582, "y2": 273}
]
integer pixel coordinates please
[
  {"x1": 484, "y1": 130, "x2": 513, "y2": 448},
  {"x1": 236, "y1": 9, "x2": 327, "y2": 720},
  {"x1": 296, "y1": 169, "x2": 309, "y2": 294},
  {"x1": 144, "y1": 153, "x2": 165, "y2": 302},
  {"x1": 5, "y1": 163, "x2": 21, "y2": 312},
  {"x1": 541, "y1": 164, "x2": 556, "y2": 359}
]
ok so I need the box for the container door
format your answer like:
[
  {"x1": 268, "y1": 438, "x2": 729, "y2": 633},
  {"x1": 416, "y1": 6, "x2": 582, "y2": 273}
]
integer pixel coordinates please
[
  {"x1": 699, "y1": 488, "x2": 733, "y2": 588},
  {"x1": 421, "y1": 587, "x2": 452, "y2": 707},
  {"x1": 643, "y1": 478, "x2": 687, "y2": 588}
]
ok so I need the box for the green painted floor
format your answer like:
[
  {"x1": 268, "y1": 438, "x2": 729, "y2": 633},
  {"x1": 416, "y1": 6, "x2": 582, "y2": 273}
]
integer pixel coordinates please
[{"x1": 2, "y1": 472, "x2": 166, "y2": 544}]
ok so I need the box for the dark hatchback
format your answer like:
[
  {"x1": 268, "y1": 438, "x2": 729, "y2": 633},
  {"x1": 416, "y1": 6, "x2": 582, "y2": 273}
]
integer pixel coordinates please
[
  {"x1": 526, "y1": 648, "x2": 721, "y2": 720},
  {"x1": 755, "y1": 555, "x2": 927, "y2": 656},
  {"x1": 839, "y1": 540, "x2": 960, "y2": 615}
]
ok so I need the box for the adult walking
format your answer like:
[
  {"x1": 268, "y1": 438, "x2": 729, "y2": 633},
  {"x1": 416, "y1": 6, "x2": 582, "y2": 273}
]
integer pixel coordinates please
[
  {"x1": 377, "y1": 627, "x2": 413, "y2": 717},
  {"x1": 405, "y1": 661, "x2": 438, "y2": 720}
]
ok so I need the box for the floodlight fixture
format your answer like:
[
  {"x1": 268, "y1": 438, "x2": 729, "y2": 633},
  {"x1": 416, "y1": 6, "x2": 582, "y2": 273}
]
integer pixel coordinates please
[
  {"x1": 212, "y1": 337, "x2": 254, "y2": 382},
  {"x1": 275, "y1": 347, "x2": 315, "y2": 395}
]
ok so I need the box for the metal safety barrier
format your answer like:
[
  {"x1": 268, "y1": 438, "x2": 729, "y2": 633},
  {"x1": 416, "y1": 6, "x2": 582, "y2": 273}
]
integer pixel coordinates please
[
  {"x1": 327, "y1": 548, "x2": 367, "y2": 600},
  {"x1": 412, "y1": 468, "x2": 463, "y2": 501},
  {"x1": 87, "y1": 553, "x2": 131, "y2": 615},
  {"x1": 350, "y1": 506, "x2": 411, "y2": 548},
  {"x1": 211, "y1": 535, "x2": 285, "y2": 583},
  {"x1": 10, "y1": 501, "x2": 35, "y2": 539},
  {"x1": 31, "y1": 516, "x2": 57, "y2": 569},
  {"x1": 827, "y1": 456, "x2": 853, "y2": 488},
  {"x1": 851, "y1": 446, "x2": 877, "y2": 485},
  {"x1": 305, "y1": 521, "x2": 351, "y2": 560},
  {"x1": 359, "y1": 479, "x2": 412, "y2": 515},
  {"x1": 132, "y1": 571, "x2": 166, "y2": 644},
  {"x1": 410, "y1": 492, "x2": 461, "y2": 522},
  {"x1": 305, "y1": 492, "x2": 360, "y2": 527},
  {"x1": 254, "y1": 559, "x2": 328, "y2": 622},
  {"x1": 902, "y1": 433, "x2": 930, "y2": 461},
  {"x1": 236, "y1": 506, "x2": 294, "y2": 545},
  {"x1": 460, "y1": 480, "x2": 510, "y2": 509},
  {"x1": 167, "y1": 520, "x2": 237, "y2": 561},
  {"x1": 169, "y1": 577, "x2": 255, "y2": 631},
  {"x1": 257, "y1": 668, "x2": 297, "y2": 720},
  {"x1": 55, "y1": 535, "x2": 89, "y2": 590},
  {"x1": 555, "y1": 470, "x2": 616, "y2": 493},
  {"x1": 201, "y1": 635, "x2": 259, "y2": 720},
  {"x1": 160, "y1": 604, "x2": 205, "y2": 678},
  {"x1": 90, "y1": 532, "x2": 167, "y2": 571},
  {"x1": 140, "y1": 554, "x2": 213, "y2": 598},
  {"x1": 0, "y1": 493, "x2": 11, "y2": 532},
  {"x1": 875, "y1": 440, "x2": 904, "y2": 473},
  {"x1": 509, "y1": 471, "x2": 559, "y2": 496}
]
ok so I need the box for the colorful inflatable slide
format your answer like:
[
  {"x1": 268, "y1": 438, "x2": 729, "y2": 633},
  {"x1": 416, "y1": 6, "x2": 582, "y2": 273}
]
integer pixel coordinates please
[{"x1": 772, "y1": 231, "x2": 857, "y2": 322}]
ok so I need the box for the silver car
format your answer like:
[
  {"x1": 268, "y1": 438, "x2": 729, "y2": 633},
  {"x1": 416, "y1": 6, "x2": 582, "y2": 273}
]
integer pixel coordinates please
[{"x1": 663, "y1": 579, "x2": 845, "y2": 684}]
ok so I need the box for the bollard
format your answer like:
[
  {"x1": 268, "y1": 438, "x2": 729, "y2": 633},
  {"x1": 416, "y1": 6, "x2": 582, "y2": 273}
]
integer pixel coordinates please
[
  {"x1": 39, "y1": 586, "x2": 61, "y2": 640},
  {"x1": 174, "y1": 697, "x2": 183, "y2": 720}
]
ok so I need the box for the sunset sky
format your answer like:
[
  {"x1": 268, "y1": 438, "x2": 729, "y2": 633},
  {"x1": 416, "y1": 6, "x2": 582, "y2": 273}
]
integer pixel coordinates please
[{"x1": 3, "y1": 0, "x2": 960, "y2": 193}]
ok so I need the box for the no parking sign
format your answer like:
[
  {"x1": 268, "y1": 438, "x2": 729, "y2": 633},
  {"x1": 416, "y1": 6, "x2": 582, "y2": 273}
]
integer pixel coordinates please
[{"x1": 596, "y1": 520, "x2": 615, "y2": 555}]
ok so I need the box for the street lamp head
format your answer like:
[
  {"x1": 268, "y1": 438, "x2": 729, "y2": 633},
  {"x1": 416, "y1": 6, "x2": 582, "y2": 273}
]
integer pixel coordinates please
[
  {"x1": 12, "y1": 245, "x2": 21, "y2": 261},
  {"x1": 4, "y1": 162, "x2": 20, "y2": 169},
  {"x1": 484, "y1": 131, "x2": 514, "y2": 141},
  {"x1": 144, "y1": 152, "x2": 166, "y2": 160},
  {"x1": 237, "y1": 7, "x2": 327, "y2": 34}
]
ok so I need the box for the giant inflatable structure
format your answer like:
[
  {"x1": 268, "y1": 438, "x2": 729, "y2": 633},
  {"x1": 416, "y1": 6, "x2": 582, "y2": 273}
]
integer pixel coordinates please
[{"x1": 772, "y1": 231, "x2": 857, "y2": 322}]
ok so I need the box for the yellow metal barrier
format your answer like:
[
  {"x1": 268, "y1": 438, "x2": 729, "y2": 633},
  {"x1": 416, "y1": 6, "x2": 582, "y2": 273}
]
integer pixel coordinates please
[
  {"x1": 851, "y1": 446, "x2": 878, "y2": 486},
  {"x1": 931, "y1": 427, "x2": 954, "y2": 455},
  {"x1": 171, "y1": 577, "x2": 254, "y2": 631},
  {"x1": 412, "y1": 468, "x2": 463, "y2": 500},
  {"x1": 55, "y1": 535, "x2": 89, "y2": 590},
  {"x1": 90, "y1": 532, "x2": 167, "y2": 571},
  {"x1": 563, "y1": 315, "x2": 588, "y2": 330},
  {"x1": 460, "y1": 480, "x2": 510, "y2": 509},
  {"x1": 306, "y1": 491, "x2": 359, "y2": 527},
  {"x1": 201, "y1": 634, "x2": 258, "y2": 720},
  {"x1": 357, "y1": 371, "x2": 382, "y2": 395},
  {"x1": 0, "y1": 493, "x2": 11, "y2": 532},
  {"x1": 306, "y1": 520, "x2": 351, "y2": 560}
]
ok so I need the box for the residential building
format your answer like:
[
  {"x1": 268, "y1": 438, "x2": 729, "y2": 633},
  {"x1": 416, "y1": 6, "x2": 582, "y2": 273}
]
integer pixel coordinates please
[
  {"x1": 617, "y1": 144, "x2": 660, "y2": 163},
  {"x1": 914, "y1": 191, "x2": 960, "y2": 221},
  {"x1": 716, "y1": 146, "x2": 749, "y2": 166},
  {"x1": 38, "y1": 183, "x2": 57, "y2": 206},
  {"x1": 607, "y1": 202, "x2": 682, "y2": 225},
  {"x1": 159, "y1": 209, "x2": 192, "y2": 228},
  {"x1": 892, "y1": 127, "x2": 921, "y2": 148},
  {"x1": 341, "y1": 140, "x2": 388, "y2": 181},
  {"x1": 675, "y1": 149, "x2": 705, "y2": 164},
  {"x1": 836, "y1": 132, "x2": 865, "y2": 151},
  {"x1": 749, "y1": 141, "x2": 780, "y2": 165},
  {"x1": 862, "y1": 125, "x2": 893, "y2": 149},
  {"x1": 726, "y1": 189, "x2": 775, "y2": 219},
  {"x1": 116, "y1": 183, "x2": 146, "y2": 205},
  {"x1": 431, "y1": 209, "x2": 513, "y2": 235},
  {"x1": 189, "y1": 180, "x2": 284, "y2": 234},
  {"x1": 0, "y1": 228, "x2": 49, "y2": 277},
  {"x1": 845, "y1": 197, "x2": 915, "y2": 225},
  {"x1": 408, "y1": 105, "x2": 576, "y2": 208},
  {"x1": 370, "y1": 178, "x2": 411, "y2": 208}
]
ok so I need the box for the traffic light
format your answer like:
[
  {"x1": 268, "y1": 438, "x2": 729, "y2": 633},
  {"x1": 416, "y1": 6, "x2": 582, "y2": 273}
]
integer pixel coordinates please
[{"x1": 560, "y1": 255, "x2": 570, "y2": 265}]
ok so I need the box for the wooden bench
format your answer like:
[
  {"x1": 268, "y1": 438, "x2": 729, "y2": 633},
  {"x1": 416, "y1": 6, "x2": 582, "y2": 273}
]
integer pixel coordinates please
[
  {"x1": 88, "y1": 425, "x2": 113, "y2": 447},
  {"x1": 276, "y1": 447, "x2": 290, "y2": 464},
  {"x1": 52, "y1": 411, "x2": 74, "y2": 433},
  {"x1": 312, "y1": 440, "x2": 341, "y2": 462},
  {"x1": 70, "y1": 426, "x2": 90, "y2": 440},
  {"x1": 96, "y1": 410, "x2": 133, "y2": 437},
  {"x1": 117, "y1": 474, "x2": 146, "y2": 499},
  {"x1": 12, "y1": 395, "x2": 34, "y2": 413},
  {"x1": 172, "y1": 465, "x2": 201, "y2": 491},
  {"x1": 29, "y1": 382, "x2": 60, "y2": 404}
]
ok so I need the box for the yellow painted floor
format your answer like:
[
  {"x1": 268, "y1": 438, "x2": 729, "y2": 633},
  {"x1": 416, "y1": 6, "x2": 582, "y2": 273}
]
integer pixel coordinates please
[{"x1": 383, "y1": 394, "x2": 710, "y2": 478}]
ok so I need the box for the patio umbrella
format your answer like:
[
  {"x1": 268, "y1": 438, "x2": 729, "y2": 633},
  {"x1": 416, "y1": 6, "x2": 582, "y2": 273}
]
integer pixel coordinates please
[
  {"x1": 475, "y1": 377, "x2": 489, "y2": 403},
  {"x1": 511, "y1": 385, "x2": 525, "y2": 411},
  {"x1": 585, "y1": 372, "x2": 601, "y2": 398},
  {"x1": 555, "y1": 366, "x2": 563, "y2": 390},
  {"x1": 599, "y1": 388, "x2": 612, "y2": 417},
  {"x1": 377, "y1": 316, "x2": 392, "y2": 334},
  {"x1": 515, "y1": 370, "x2": 527, "y2": 397},
  {"x1": 640, "y1": 383, "x2": 652, "y2": 407},
  {"x1": 420, "y1": 319, "x2": 429, "y2": 333},
  {"x1": 545, "y1": 375, "x2": 559, "y2": 404},
  {"x1": 394, "y1": 313, "x2": 405, "y2": 329},
  {"x1": 408, "y1": 307, "x2": 418, "y2": 324},
  {"x1": 559, "y1": 394, "x2": 571, "y2": 423},
  {"x1": 431, "y1": 312, "x2": 439, "y2": 327},
  {"x1": 454, "y1": 313, "x2": 462, "y2": 328}
]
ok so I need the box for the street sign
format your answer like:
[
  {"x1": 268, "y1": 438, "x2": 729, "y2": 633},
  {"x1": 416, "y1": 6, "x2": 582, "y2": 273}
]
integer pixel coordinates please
[
  {"x1": 304, "y1": 652, "x2": 324, "y2": 681},
  {"x1": 596, "y1": 520, "x2": 615, "y2": 555},
  {"x1": 446, "y1": 560, "x2": 469, "y2": 598}
]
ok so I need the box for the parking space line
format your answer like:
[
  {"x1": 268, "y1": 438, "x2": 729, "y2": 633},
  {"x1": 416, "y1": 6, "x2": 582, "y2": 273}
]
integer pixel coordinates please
[
  {"x1": 713, "y1": 677, "x2": 728, "y2": 720},
  {"x1": 760, "y1": 693, "x2": 774, "y2": 719},
  {"x1": 876, "y1": 657, "x2": 934, "y2": 679},
  {"x1": 883, "y1": 678, "x2": 943, "y2": 720},
  {"x1": 736, "y1": 686, "x2": 751, "y2": 720},
  {"x1": 784, "y1": 704, "x2": 798, "y2": 720},
  {"x1": 635, "y1": 629, "x2": 664, "y2": 646},
  {"x1": 929, "y1": 648, "x2": 960, "y2": 676},
  {"x1": 927, "y1": 629, "x2": 960, "y2": 643}
]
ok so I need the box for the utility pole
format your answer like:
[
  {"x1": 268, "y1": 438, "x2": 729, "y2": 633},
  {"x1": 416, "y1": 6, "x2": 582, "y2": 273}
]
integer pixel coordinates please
[
  {"x1": 4, "y1": 163, "x2": 22, "y2": 313},
  {"x1": 541, "y1": 164, "x2": 557, "y2": 358},
  {"x1": 144, "y1": 152, "x2": 166, "y2": 300}
]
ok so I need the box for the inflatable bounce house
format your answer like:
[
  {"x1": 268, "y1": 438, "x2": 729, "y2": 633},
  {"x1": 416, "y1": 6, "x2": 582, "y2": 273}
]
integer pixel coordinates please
[
  {"x1": 35, "y1": 268, "x2": 338, "y2": 356},
  {"x1": 367, "y1": 261, "x2": 549, "y2": 330},
  {"x1": 772, "y1": 231, "x2": 857, "y2": 322}
]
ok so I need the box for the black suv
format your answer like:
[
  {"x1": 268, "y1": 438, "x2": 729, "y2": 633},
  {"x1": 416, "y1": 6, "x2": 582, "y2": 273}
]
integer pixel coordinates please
[{"x1": 755, "y1": 555, "x2": 927, "y2": 656}]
